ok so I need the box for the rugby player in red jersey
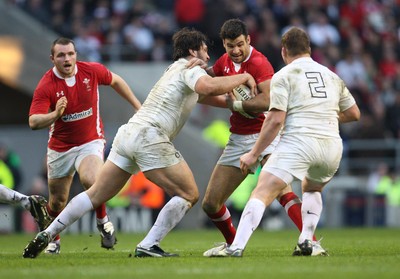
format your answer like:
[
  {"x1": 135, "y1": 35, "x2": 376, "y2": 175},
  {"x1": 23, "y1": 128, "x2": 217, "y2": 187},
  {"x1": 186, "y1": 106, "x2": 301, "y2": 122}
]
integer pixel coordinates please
[{"x1": 28, "y1": 37, "x2": 141, "y2": 254}]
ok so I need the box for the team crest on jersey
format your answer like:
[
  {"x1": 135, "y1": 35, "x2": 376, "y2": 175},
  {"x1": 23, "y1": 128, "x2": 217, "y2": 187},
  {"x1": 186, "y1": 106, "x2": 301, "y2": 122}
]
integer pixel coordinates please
[
  {"x1": 224, "y1": 66, "x2": 230, "y2": 74},
  {"x1": 56, "y1": 91, "x2": 65, "y2": 98},
  {"x1": 83, "y1": 78, "x2": 91, "y2": 91}
]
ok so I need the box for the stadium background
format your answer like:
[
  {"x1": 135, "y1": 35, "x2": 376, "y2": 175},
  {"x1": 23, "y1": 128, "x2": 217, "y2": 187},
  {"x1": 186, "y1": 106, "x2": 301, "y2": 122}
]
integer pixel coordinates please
[{"x1": 0, "y1": 0, "x2": 400, "y2": 232}]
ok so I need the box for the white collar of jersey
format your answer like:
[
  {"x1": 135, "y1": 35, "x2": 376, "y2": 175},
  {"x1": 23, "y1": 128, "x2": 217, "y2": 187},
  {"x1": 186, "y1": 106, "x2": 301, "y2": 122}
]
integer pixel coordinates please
[
  {"x1": 232, "y1": 46, "x2": 253, "y2": 71},
  {"x1": 244, "y1": 46, "x2": 253, "y2": 63},
  {"x1": 291, "y1": 57, "x2": 313, "y2": 64},
  {"x1": 53, "y1": 65, "x2": 77, "y2": 86},
  {"x1": 53, "y1": 64, "x2": 78, "y2": 79}
]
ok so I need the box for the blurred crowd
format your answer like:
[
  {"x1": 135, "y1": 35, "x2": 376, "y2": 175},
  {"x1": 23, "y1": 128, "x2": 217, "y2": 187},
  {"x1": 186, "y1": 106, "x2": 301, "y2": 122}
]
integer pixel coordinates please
[{"x1": 9, "y1": 0, "x2": 400, "y2": 140}]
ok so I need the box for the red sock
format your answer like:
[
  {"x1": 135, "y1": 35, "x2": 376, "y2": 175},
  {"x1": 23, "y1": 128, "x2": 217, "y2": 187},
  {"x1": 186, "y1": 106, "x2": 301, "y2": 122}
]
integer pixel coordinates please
[
  {"x1": 279, "y1": 192, "x2": 317, "y2": 241},
  {"x1": 208, "y1": 205, "x2": 236, "y2": 244},
  {"x1": 46, "y1": 205, "x2": 61, "y2": 241},
  {"x1": 95, "y1": 203, "x2": 107, "y2": 220}
]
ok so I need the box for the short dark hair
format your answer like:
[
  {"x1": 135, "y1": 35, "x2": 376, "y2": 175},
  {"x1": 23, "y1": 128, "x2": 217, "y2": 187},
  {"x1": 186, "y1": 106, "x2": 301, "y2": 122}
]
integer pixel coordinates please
[
  {"x1": 172, "y1": 27, "x2": 208, "y2": 61},
  {"x1": 51, "y1": 37, "x2": 76, "y2": 56},
  {"x1": 281, "y1": 27, "x2": 311, "y2": 57},
  {"x1": 220, "y1": 18, "x2": 248, "y2": 40}
]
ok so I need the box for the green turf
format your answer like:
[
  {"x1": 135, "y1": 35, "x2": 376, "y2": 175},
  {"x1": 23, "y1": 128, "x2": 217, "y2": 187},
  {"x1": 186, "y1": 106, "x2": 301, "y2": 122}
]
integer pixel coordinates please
[{"x1": 1, "y1": 228, "x2": 399, "y2": 279}]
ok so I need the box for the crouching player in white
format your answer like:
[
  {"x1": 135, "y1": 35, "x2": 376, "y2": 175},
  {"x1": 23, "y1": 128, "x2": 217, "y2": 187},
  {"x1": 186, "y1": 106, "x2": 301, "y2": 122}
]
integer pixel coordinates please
[
  {"x1": 219, "y1": 27, "x2": 360, "y2": 257},
  {"x1": 22, "y1": 27, "x2": 258, "y2": 258}
]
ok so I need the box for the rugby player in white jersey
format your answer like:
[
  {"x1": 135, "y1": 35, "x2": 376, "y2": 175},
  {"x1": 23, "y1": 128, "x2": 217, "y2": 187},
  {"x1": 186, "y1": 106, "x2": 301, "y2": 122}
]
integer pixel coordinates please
[{"x1": 220, "y1": 27, "x2": 360, "y2": 257}]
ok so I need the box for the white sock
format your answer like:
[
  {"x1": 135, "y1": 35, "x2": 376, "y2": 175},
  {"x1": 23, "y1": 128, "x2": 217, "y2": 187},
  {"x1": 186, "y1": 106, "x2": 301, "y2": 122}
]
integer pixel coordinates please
[
  {"x1": 138, "y1": 196, "x2": 191, "y2": 248},
  {"x1": 45, "y1": 192, "x2": 94, "y2": 239},
  {"x1": 0, "y1": 184, "x2": 30, "y2": 210},
  {"x1": 230, "y1": 198, "x2": 266, "y2": 250},
  {"x1": 299, "y1": 192, "x2": 322, "y2": 243},
  {"x1": 96, "y1": 216, "x2": 109, "y2": 225}
]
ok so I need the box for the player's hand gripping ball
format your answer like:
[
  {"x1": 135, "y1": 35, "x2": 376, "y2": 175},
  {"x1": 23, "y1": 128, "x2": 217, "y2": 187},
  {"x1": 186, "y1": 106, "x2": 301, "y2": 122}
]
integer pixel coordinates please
[{"x1": 232, "y1": 84, "x2": 256, "y2": 118}]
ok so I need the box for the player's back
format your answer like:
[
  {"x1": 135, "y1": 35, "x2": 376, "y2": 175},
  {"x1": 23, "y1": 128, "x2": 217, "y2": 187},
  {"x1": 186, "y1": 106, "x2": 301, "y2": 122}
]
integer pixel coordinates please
[
  {"x1": 130, "y1": 59, "x2": 204, "y2": 140},
  {"x1": 271, "y1": 57, "x2": 347, "y2": 138}
]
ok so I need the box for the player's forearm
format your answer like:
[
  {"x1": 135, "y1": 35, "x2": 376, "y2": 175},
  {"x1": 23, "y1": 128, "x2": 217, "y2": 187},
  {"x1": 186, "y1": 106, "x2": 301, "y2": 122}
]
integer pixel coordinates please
[
  {"x1": 197, "y1": 73, "x2": 254, "y2": 96},
  {"x1": 339, "y1": 104, "x2": 360, "y2": 123},
  {"x1": 251, "y1": 123, "x2": 280, "y2": 158},
  {"x1": 116, "y1": 87, "x2": 142, "y2": 112},
  {"x1": 198, "y1": 95, "x2": 228, "y2": 108},
  {"x1": 250, "y1": 112, "x2": 283, "y2": 157},
  {"x1": 242, "y1": 93, "x2": 269, "y2": 113},
  {"x1": 29, "y1": 112, "x2": 60, "y2": 130},
  {"x1": 111, "y1": 76, "x2": 141, "y2": 111}
]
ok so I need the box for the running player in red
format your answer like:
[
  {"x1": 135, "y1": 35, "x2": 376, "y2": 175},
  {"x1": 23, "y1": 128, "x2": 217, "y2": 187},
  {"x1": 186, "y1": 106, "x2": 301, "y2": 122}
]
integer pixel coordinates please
[
  {"x1": 28, "y1": 37, "x2": 141, "y2": 254},
  {"x1": 194, "y1": 19, "x2": 325, "y2": 256}
]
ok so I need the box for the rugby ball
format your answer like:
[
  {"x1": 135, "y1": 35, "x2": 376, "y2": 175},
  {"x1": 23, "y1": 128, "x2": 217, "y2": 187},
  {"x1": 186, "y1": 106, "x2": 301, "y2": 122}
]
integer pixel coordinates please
[
  {"x1": 232, "y1": 84, "x2": 256, "y2": 118},
  {"x1": 233, "y1": 84, "x2": 252, "y2": 101}
]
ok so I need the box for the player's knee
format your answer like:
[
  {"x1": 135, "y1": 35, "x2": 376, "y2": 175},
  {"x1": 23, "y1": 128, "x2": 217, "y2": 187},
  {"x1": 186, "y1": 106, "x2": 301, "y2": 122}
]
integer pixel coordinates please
[
  {"x1": 182, "y1": 187, "x2": 199, "y2": 206},
  {"x1": 202, "y1": 199, "x2": 219, "y2": 214},
  {"x1": 49, "y1": 199, "x2": 67, "y2": 212},
  {"x1": 188, "y1": 190, "x2": 199, "y2": 205}
]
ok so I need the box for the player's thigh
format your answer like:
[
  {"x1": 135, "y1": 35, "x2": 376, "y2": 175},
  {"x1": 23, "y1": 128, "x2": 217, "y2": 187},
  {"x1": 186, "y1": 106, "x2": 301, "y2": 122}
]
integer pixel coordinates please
[
  {"x1": 264, "y1": 135, "x2": 312, "y2": 181},
  {"x1": 251, "y1": 171, "x2": 287, "y2": 206},
  {"x1": 75, "y1": 139, "x2": 105, "y2": 188},
  {"x1": 86, "y1": 160, "x2": 132, "y2": 208},
  {"x1": 203, "y1": 164, "x2": 246, "y2": 206},
  {"x1": 77, "y1": 155, "x2": 104, "y2": 189},
  {"x1": 144, "y1": 160, "x2": 199, "y2": 204}
]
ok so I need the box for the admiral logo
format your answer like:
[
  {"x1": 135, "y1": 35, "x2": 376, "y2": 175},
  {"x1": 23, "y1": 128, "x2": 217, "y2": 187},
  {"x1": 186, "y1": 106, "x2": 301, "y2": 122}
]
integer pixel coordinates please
[
  {"x1": 61, "y1": 108, "x2": 93, "y2": 122},
  {"x1": 224, "y1": 66, "x2": 230, "y2": 74}
]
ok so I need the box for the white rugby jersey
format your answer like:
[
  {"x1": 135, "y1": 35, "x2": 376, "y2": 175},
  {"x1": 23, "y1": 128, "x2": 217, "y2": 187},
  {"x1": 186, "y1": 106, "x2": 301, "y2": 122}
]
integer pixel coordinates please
[
  {"x1": 269, "y1": 57, "x2": 356, "y2": 138},
  {"x1": 129, "y1": 58, "x2": 207, "y2": 140}
]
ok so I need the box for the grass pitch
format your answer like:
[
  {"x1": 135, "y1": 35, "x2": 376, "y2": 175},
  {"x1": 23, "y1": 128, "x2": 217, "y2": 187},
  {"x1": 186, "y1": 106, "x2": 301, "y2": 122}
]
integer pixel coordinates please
[{"x1": 0, "y1": 228, "x2": 399, "y2": 279}]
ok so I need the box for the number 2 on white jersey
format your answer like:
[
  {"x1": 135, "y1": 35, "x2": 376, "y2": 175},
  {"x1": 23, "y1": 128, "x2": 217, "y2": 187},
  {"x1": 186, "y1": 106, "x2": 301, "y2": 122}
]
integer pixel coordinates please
[{"x1": 305, "y1": 72, "x2": 327, "y2": 98}]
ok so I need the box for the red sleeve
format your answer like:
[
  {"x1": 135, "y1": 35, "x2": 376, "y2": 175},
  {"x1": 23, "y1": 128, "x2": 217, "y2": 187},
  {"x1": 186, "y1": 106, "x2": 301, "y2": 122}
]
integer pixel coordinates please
[
  {"x1": 248, "y1": 52, "x2": 274, "y2": 85},
  {"x1": 88, "y1": 62, "x2": 112, "y2": 86},
  {"x1": 29, "y1": 76, "x2": 53, "y2": 116},
  {"x1": 212, "y1": 54, "x2": 227, "y2": 77}
]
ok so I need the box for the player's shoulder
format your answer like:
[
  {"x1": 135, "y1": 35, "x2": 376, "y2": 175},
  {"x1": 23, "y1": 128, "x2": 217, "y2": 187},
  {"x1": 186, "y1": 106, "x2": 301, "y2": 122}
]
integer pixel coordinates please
[
  {"x1": 77, "y1": 61, "x2": 103, "y2": 66},
  {"x1": 246, "y1": 48, "x2": 273, "y2": 71},
  {"x1": 248, "y1": 48, "x2": 271, "y2": 66},
  {"x1": 77, "y1": 61, "x2": 108, "y2": 71},
  {"x1": 37, "y1": 69, "x2": 56, "y2": 88},
  {"x1": 272, "y1": 63, "x2": 292, "y2": 82}
]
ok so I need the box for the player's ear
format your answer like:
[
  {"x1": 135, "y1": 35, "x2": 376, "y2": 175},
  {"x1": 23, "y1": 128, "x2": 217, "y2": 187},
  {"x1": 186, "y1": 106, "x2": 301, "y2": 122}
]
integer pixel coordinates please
[
  {"x1": 189, "y1": 49, "x2": 197, "y2": 57},
  {"x1": 281, "y1": 47, "x2": 286, "y2": 61}
]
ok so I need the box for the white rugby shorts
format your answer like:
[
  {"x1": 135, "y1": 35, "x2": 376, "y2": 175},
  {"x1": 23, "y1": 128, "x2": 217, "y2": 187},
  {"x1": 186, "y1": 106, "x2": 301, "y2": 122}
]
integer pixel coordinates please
[
  {"x1": 107, "y1": 123, "x2": 183, "y2": 174},
  {"x1": 217, "y1": 133, "x2": 280, "y2": 173},
  {"x1": 47, "y1": 139, "x2": 105, "y2": 179},
  {"x1": 263, "y1": 134, "x2": 343, "y2": 184}
]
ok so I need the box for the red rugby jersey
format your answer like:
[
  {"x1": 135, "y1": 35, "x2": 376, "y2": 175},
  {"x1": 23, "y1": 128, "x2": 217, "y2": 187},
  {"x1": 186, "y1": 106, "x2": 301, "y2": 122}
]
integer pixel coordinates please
[
  {"x1": 213, "y1": 47, "x2": 274, "y2": 135},
  {"x1": 29, "y1": 61, "x2": 112, "y2": 151}
]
